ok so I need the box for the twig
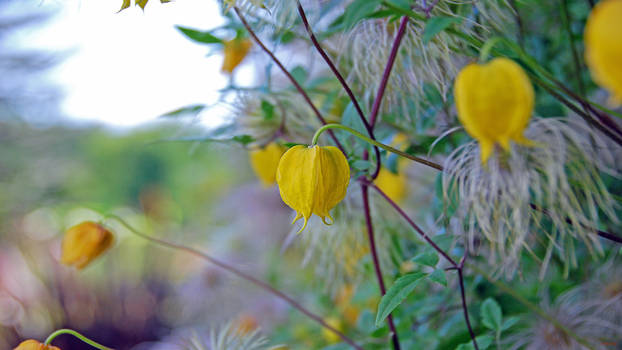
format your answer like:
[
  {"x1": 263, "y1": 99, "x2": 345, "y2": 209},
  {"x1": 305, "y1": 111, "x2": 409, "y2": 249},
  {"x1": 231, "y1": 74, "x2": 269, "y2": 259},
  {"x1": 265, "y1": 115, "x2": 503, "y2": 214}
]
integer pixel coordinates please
[
  {"x1": 296, "y1": 2, "x2": 382, "y2": 176},
  {"x1": 106, "y1": 215, "x2": 364, "y2": 350},
  {"x1": 233, "y1": 7, "x2": 345, "y2": 153},
  {"x1": 458, "y1": 269, "x2": 479, "y2": 350},
  {"x1": 560, "y1": 0, "x2": 586, "y2": 96},
  {"x1": 369, "y1": 16, "x2": 409, "y2": 130},
  {"x1": 361, "y1": 184, "x2": 402, "y2": 350}
]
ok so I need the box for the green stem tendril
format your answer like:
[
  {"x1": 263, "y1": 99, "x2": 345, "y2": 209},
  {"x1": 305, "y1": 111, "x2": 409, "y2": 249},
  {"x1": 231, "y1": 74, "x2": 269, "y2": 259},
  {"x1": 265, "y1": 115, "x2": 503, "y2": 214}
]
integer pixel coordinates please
[
  {"x1": 469, "y1": 265, "x2": 597, "y2": 350},
  {"x1": 311, "y1": 124, "x2": 443, "y2": 171},
  {"x1": 478, "y1": 36, "x2": 505, "y2": 63},
  {"x1": 44, "y1": 329, "x2": 114, "y2": 350}
]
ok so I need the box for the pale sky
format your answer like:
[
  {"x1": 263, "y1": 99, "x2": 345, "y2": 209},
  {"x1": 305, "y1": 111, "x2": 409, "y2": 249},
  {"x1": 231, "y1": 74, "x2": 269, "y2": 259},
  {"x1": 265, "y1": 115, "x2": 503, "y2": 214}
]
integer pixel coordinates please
[{"x1": 10, "y1": 0, "x2": 254, "y2": 127}]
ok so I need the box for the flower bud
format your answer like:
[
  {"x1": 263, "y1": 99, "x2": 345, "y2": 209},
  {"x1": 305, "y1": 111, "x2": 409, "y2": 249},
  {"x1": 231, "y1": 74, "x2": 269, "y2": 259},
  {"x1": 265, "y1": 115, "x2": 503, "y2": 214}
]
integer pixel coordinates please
[
  {"x1": 374, "y1": 168, "x2": 407, "y2": 204},
  {"x1": 584, "y1": 0, "x2": 622, "y2": 105},
  {"x1": 222, "y1": 38, "x2": 252, "y2": 74},
  {"x1": 249, "y1": 143, "x2": 286, "y2": 186},
  {"x1": 276, "y1": 145, "x2": 350, "y2": 233},
  {"x1": 454, "y1": 57, "x2": 534, "y2": 163},
  {"x1": 13, "y1": 340, "x2": 60, "y2": 350},
  {"x1": 61, "y1": 221, "x2": 114, "y2": 269}
]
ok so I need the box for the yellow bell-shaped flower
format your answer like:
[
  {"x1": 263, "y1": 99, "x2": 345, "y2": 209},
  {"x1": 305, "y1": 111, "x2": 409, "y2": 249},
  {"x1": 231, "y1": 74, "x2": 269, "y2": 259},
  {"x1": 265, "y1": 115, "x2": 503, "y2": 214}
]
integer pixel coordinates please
[
  {"x1": 249, "y1": 143, "x2": 286, "y2": 186},
  {"x1": 321, "y1": 317, "x2": 344, "y2": 344},
  {"x1": 14, "y1": 340, "x2": 60, "y2": 350},
  {"x1": 374, "y1": 167, "x2": 408, "y2": 204},
  {"x1": 584, "y1": 0, "x2": 622, "y2": 105},
  {"x1": 276, "y1": 145, "x2": 350, "y2": 233},
  {"x1": 222, "y1": 38, "x2": 252, "y2": 74},
  {"x1": 61, "y1": 221, "x2": 114, "y2": 269},
  {"x1": 454, "y1": 57, "x2": 534, "y2": 163}
]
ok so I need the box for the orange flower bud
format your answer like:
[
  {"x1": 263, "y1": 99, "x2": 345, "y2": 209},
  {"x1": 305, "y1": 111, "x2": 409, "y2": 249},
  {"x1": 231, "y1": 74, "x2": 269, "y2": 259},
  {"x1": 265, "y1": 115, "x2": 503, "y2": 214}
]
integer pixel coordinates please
[
  {"x1": 222, "y1": 38, "x2": 252, "y2": 74},
  {"x1": 13, "y1": 340, "x2": 60, "y2": 350},
  {"x1": 60, "y1": 221, "x2": 114, "y2": 269}
]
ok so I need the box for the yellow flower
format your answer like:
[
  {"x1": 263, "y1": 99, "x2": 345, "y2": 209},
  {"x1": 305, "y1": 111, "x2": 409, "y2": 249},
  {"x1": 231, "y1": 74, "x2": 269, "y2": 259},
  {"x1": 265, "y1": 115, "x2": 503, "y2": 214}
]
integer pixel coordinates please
[
  {"x1": 61, "y1": 221, "x2": 114, "y2": 269},
  {"x1": 454, "y1": 57, "x2": 534, "y2": 163},
  {"x1": 222, "y1": 38, "x2": 252, "y2": 74},
  {"x1": 276, "y1": 145, "x2": 350, "y2": 233},
  {"x1": 374, "y1": 167, "x2": 408, "y2": 204},
  {"x1": 249, "y1": 143, "x2": 286, "y2": 186},
  {"x1": 321, "y1": 317, "x2": 343, "y2": 344},
  {"x1": 14, "y1": 340, "x2": 60, "y2": 350},
  {"x1": 584, "y1": 0, "x2": 622, "y2": 105}
]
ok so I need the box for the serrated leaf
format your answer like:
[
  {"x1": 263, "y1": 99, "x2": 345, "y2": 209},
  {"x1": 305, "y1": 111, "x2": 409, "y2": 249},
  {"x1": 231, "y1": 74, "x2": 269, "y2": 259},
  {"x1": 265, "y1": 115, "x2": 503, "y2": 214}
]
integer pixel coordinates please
[
  {"x1": 455, "y1": 335, "x2": 493, "y2": 350},
  {"x1": 343, "y1": 0, "x2": 382, "y2": 29},
  {"x1": 375, "y1": 272, "x2": 426, "y2": 327},
  {"x1": 423, "y1": 16, "x2": 461, "y2": 44},
  {"x1": 176, "y1": 26, "x2": 223, "y2": 44},
  {"x1": 412, "y1": 251, "x2": 439, "y2": 267},
  {"x1": 428, "y1": 269, "x2": 447, "y2": 287},
  {"x1": 501, "y1": 316, "x2": 520, "y2": 331},
  {"x1": 160, "y1": 104, "x2": 205, "y2": 118},
  {"x1": 481, "y1": 298, "x2": 503, "y2": 331}
]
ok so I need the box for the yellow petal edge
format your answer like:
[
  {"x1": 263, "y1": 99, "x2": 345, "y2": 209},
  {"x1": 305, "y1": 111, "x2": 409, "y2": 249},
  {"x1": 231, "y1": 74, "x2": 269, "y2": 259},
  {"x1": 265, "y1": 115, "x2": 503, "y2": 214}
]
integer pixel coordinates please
[
  {"x1": 276, "y1": 145, "x2": 350, "y2": 233},
  {"x1": 454, "y1": 57, "x2": 535, "y2": 163}
]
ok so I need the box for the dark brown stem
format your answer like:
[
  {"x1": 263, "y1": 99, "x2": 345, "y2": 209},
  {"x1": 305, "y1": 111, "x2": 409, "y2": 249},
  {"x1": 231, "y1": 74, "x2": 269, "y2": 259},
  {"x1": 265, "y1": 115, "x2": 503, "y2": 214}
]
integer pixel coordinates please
[
  {"x1": 233, "y1": 7, "x2": 345, "y2": 152},
  {"x1": 361, "y1": 184, "x2": 402, "y2": 350},
  {"x1": 529, "y1": 203, "x2": 622, "y2": 244},
  {"x1": 560, "y1": 0, "x2": 586, "y2": 96},
  {"x1": 296, "y1": 2, "x2": 382, "y2": 176},
  {"x1": 368, "y1": 182, "x2": 458, "y2": 266},
  {"x1": 458, "y1": 268, "x2": 479, "y2": 350},
  {"x1": 109, "y1": 215, "x2": 363, "y2": 350},
  {"x1": 369, "y1": 16, "x2": 409, "y2": 129},
  {"x1": 509, "y1": 0, "x2": 525, "y2": 48}
]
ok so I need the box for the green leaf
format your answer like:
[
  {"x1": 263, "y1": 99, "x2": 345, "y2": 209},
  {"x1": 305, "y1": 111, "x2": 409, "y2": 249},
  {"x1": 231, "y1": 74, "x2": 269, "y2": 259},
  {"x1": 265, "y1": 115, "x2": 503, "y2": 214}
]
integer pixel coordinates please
[
  {"x1": 351, "y1": 160, "x2": 371, "y2": 171},
  {"x1": 422, "y1": 16, "x2": 461, "y2": 44},
  {"x1": 375, "y1": 272, "x2": 426, "y2": 327},
  {"x1": 428, "y1": 269, "x2": 447, "y2": 287},
  {"x1": 455, "y1": 335, "x2": 493, "y2": 350},
  {"x1": 290, "y1": 66, "x2": 308, "y2": 85},
  {"x1": 384, "y1": 0, "x2": 412, "y2": 11},
  {"x1": 412, "y1": 251, "x2": 439, "y2": 267},
  {"x1": 176, "y1": 26, "x2": 223, "y2": 44},
  {"x1": 343, "y1": 0, "x2": 382, "y2": 29},
  {"x1": 160, "y1": 104, "x2": 205, "y2": 118},
  {"x1": 232, "y1": 135, "x2": 254, "y2": 145},
  {"x1": 481, "y1": 298, "x2": 503, "y2": 331},
  {"x1": 501, "y1": 316, "x2": 520, "y2": 331},
  {"x1": 260, "y1": 100, "x2": 275, "y2": 121}
]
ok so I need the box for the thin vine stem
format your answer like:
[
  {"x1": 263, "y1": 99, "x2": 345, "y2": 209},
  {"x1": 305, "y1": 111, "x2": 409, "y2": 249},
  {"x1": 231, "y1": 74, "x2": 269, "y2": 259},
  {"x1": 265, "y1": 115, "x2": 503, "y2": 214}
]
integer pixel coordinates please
[
  {"x1": 312, "y1": 124, "x2": 443, "y2": 171},
  {"x1": 470, "y1": 264, "x2": 597, "y2": 350},
  {"x1": 233, "y1": 7, "x2": 345, "y2": 153},
  {"x1": 369, "y1": 16, "x2": 409, "y2": 130},
  {"x1": 361, "y1": 185, "x2": 402, "y2": 350},
  {"x1": 44, "y1": 329, "x2": 113, "y2": 350},
  {"x1": 296, "y1": 2, "x2": 382, "y2": 177},
  {"x1": 458, "y1": 269, "x2": 479, "y2": 350},
  {"x1": 105, "y1": 215, "x2": 364, "y2": 350}
]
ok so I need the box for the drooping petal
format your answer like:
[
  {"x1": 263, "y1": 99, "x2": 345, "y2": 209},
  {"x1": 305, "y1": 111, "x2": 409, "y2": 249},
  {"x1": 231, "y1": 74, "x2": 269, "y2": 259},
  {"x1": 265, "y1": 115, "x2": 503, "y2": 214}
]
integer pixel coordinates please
[
  {"x1": 584, "y1": 0, "x2": 622, "y2": 105},
  {"x1": 249, "y1": 143, "x2": 286, "y2": 186},
  {"x1": 276, "y1": 145, "x2": 350, "y2": 233},
  {"x1": 454, "y1": 57, "x2": 534, "y2": 164}
]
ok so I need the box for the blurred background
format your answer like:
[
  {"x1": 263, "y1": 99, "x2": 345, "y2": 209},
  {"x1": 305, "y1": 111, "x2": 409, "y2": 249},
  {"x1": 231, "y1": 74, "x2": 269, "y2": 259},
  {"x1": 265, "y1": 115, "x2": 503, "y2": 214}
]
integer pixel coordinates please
[{"x1": 0, "y1": 0, "x2": 311, "y2": 348}]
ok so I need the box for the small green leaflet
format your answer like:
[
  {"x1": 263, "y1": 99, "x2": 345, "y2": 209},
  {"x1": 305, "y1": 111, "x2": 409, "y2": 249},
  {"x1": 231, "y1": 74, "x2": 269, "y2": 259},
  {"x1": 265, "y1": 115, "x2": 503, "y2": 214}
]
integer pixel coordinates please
[
  {"x1": 480, "y1": 298, "x2": 503, "y2": 331},
  {"x1": 176, "y1": 26, "x2": 223, "y2": 44},
  {"x1": 260, "y1": 100, "x2": 275, "y2": 121},
  {"x1": 375, "y1": 272, "x2": 426, "y2": 327},
  {"x1": 423, "y1": 16, "x2": 462, "y2": 44},
  {"x1": 428, "y1": 269, "x2": 447, "y2": 287},
  {"x1": 160, "y1": 104, "x2": 205, "y2": 118},
  {"x1": 455, "y1": 335, "x2": 493, "y2": 350},
  {"x1": 411, "y1": 250, "x2": 439, "y2": 267},
  {"x1": 343, "y1": 0, "x2": 382, "y2": 30}
]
